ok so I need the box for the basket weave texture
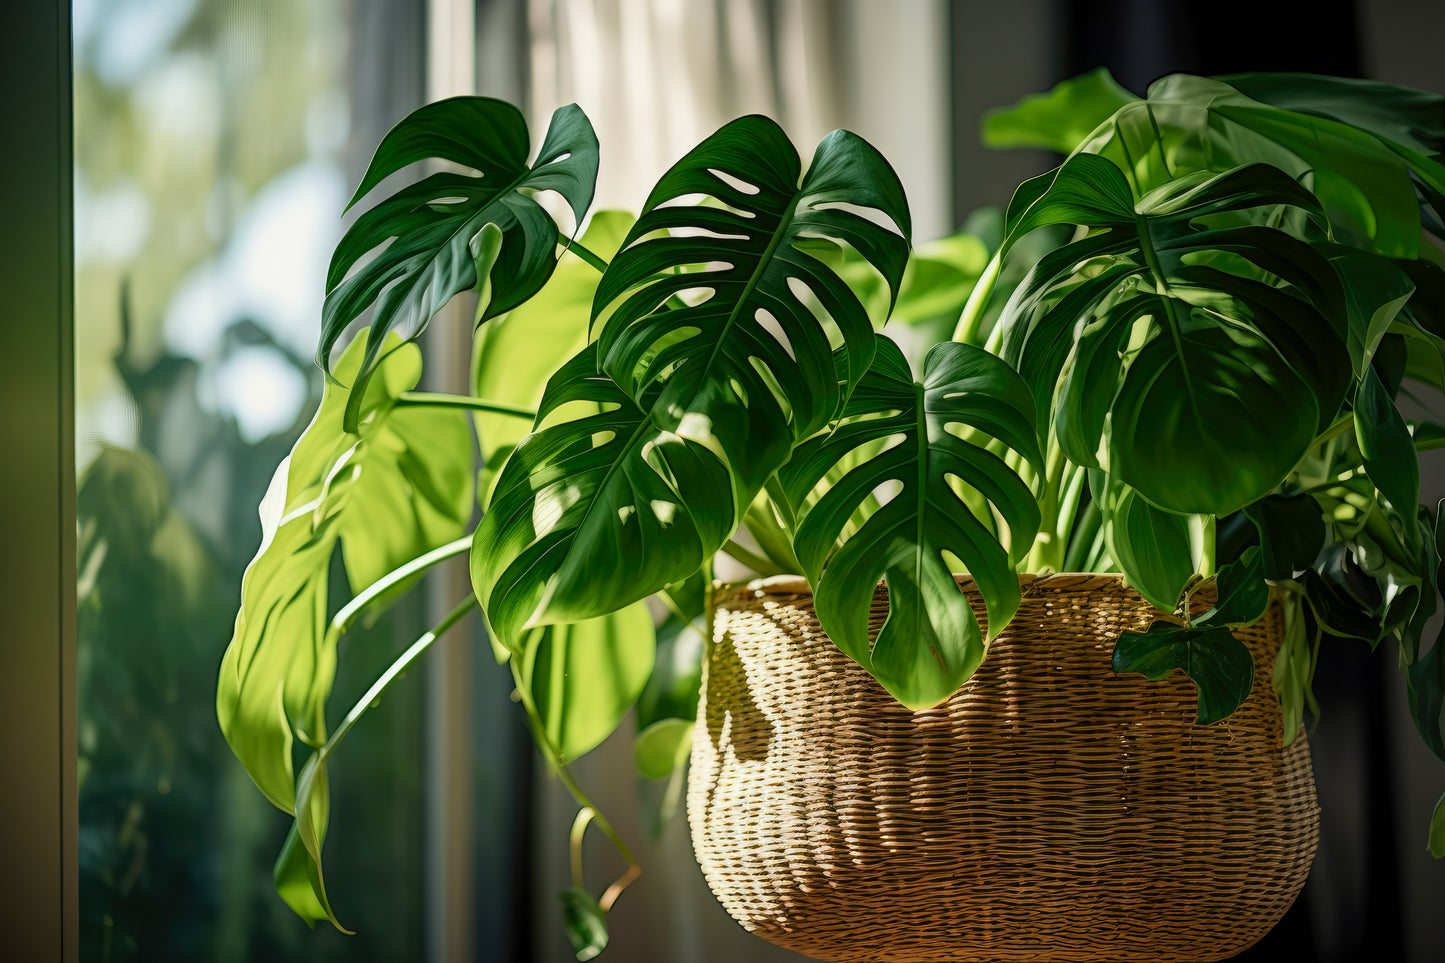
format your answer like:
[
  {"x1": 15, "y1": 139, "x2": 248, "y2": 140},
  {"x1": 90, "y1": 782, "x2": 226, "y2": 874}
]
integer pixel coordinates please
[{"x1": 688, "y1": 573, "x2": 1320, "y2": 963}]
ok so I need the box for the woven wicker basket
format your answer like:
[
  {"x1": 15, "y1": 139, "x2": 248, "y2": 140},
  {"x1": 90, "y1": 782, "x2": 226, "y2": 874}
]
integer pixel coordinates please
[{"x1": 688, "y1": 573, "x2": 1320, "y2": 963}]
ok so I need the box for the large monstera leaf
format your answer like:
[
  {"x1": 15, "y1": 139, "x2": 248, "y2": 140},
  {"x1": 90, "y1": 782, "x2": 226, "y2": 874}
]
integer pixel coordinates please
[
  {"x1": 472, "y1": 118, "x2": 910, "y2": 652},
  {"x1": 778, "y1": 337, "x2": 1041, "y2": 709},
  {"x1": 322, "y1": 98, "x2": 599, "y2": 430},
  {"x1": 997, "y1": 154, "x2": 1351, "y2": 516},
  {"x1": 217, "y1": 331, "x2": 473, "y2": 815}
]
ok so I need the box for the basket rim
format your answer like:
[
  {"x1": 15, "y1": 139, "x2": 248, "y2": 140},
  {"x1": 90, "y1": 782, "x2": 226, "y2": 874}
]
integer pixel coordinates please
[{"x1": 731, "y1": 571, "x2": 1144, "y2": 602}]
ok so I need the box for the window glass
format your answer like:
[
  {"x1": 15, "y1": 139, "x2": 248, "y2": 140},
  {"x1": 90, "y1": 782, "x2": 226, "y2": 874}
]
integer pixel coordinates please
[{"x1": 73, "y1": 2, "x2": 425, "y2": 958}]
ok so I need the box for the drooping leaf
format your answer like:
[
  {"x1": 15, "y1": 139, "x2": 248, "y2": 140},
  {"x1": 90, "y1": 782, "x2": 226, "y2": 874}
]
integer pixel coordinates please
[
  {"x1": 560, "y1": 888, "x2": 609, "y2": 961},
  {"x1": 1092, "y1": 470, "x2": 1198, "y2": 613},
  {"x1": 983, "y1": 67, "x2": 1140, "y2": 155},
  {"x1": 633, "y1": 718, "x2": 695, "y2": 779},
  {"x1": 471, "y1": 211, "x2": 638, "y2": 503},
  {"x1": 779, "y1": 337, "x2": 1041, "y2": 709},
  {"x1": 472, "y1": 119, "x2": 910, "y2": 652},
  {"x1": 322, "y1": 98, "x2": 599, "y2": 429},
  {"x1": 636, "y1": 608, "x2": 705, "y2": 731},
  {"x1": 1329, "y1": 249, "x2": 1417, "y2": 376},
  {"x1": 1112, "y1": 620, "x2": 1255, "y2": 725},
  {"x1": 520, "y1": 603, "x2": 656, "y2": 762},
  {"x1": 1355, "y1": 365, "x2": 1422, "y2": 552},
  {"x1": 1198, "y1": 545, "x2": 1270, "y2": 627},
  {"x1": 217, "y1": 331, "x2": 473, "y2": 814},
  {"x1": 1243, "y1": 493, "x2": 1328, "y2": 580},
  {"x1": 1299, "y1": 569, "x2": 1380, "y2": 643},
  {"x1": 278, "y1": 596, "x2": 477, "y2": 931},
  {"x1": 1429, "y1": 793, "x2": 1445, "y2": 859},
  {"x1": 1409, "y1": 637, "x2": 1445, "y2": 761},
  {"x1": 997, "y1": 157, "x2": 1350, "y2": 516}
]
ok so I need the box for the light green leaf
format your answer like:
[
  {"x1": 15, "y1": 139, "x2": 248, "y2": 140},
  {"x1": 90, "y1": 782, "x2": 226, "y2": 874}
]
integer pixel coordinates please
[
  {"x1": 217, "y1": 330, "x2": 473, "y2": 814},
  {"x1": 520, "y1": 603, "x2": 656, "y2": 762},
  {"x1": 1330, "y1": 250, "x2": 1417, "y2": 376},
  {"x1": 1112, "y1": 620, "x2": 1254, "y2": 725},
  {"x1": 983, "y1": 67, "x2": 1139, "y2": 155},
  {"x1": 779, "y1": 337, "x2": 1041, "y2": 709},
  {"x1": 322, "y1": 98, "x2": 599, "y2": 430},
  {"x1": 633, "y1": 718, "x2": 694, "y2": 779},
  {"x1": 471, "y1": 211, "x2": 638, "y2": 504},
  {"x1": 472, "y1": 118, "x2": 909, "y2": 652}
]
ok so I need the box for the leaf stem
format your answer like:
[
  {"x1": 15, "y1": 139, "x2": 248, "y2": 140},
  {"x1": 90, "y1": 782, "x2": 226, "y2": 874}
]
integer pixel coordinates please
[
  {"x1": 563, "y1": 236, "x2": 610, "y2": 274},
  {"x1": 720, "y1": 539, "x2": 781, "y2": 576},
  {"x1": 509, "y1": 658, "x2": 638, "y2": 870},
  {"x1": 394, "y1": 392, "x2": 537, "y2": 419},
  {"x1": 953, "y1": 249, "x2": 1003, "y2": 345},
  {"x1": 328, "y1": 534, "x2": 475, "y2": 640}
]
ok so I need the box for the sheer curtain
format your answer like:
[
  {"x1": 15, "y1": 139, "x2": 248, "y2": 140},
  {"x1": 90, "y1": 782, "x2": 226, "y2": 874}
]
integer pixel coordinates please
[{"x1": 511, "y1": 3, "x2": 951, "y2": 961}]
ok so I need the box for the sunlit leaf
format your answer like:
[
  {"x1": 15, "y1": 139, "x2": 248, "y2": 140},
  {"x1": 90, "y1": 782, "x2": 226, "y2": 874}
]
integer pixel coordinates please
[
  {"x1": 217, "y1": 330, "x2": 472, "y2": 814},
  {"x1": 633, "y1": 718, "x2": 694, "y2": 779},
  {"x1": 322, "y1": 98, "x2": 599, "y2": 429},
  {"x1": 472, "y1": 118, "x2": 909, "y2": 652},
  {"x1": 779, "y1": 337, "x2": 1041, "y2": 709},
  {"x1": 520, "y1": 603, "x2": 656, "y2": 762},
  {"x1": 983, "y1": 67, "x2": 1139, "y2": 155}
]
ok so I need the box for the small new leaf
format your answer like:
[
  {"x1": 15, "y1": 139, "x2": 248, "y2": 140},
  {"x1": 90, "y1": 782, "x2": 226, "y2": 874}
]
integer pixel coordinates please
[
  {"x1": 1112, "y1": 621, "x2": 1255, "y2": 725},
  {"x1": 560, "y1": 888, "x2": 609, "y2": 961}
]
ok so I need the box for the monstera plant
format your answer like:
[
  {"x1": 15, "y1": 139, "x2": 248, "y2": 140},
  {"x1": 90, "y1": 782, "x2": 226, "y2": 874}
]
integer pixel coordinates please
[{"x1": 217, "y1": 70, "x2": 1445, "y2": 956}]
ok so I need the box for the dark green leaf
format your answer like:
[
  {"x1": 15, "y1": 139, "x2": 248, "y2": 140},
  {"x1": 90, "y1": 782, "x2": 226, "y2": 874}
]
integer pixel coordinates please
[
  {"x1": 633, "y1": 718, "x2": 694, "y2": 779},
  {"x1": 636, "y1": 609, "x2": 704, "y2": 730},
  {"x1": 1409, "y1": 637, "x2": 1445, "y2": 762},
  {"x1": 560, "y1": 888, "x2": 609, "y2": 961},
  {"x1": 472, "y1": 119, "x2": 909, "y2": 652},
  {"x1": 999, "y1": 161, "x2": 1350, "y2": 516},
  {"x1": 1429, "y1": 793, "x2": 1445, "y2": 859},
  {"x1": 1243, "y1": 494, "x2": 1327, "y2": 580},
  {"x1": 779, "y1": 337, "x2": 1041, "y2": 709},
  {"x1": 1198, "y1": 545, "x2": 1269, "y2": 626},
  {"x1": 1330, "y1": 250, "x2": 1416, "y2": 376},
  {"x1": 1355, "y1": 366, "x2": 1422, "y2": 551},
  {"x1": 1300, "y1": 569, "x2": 1380, "y2": 642},
  {"x1": 1112, "y1": 621, "x2": 1254, "y2": 725},
  {"x1": 322, "y1": 98, "x2": 599, "y2": 430},
  {"x1": 983, "y1": 67, "x2": 1139, "y2": 155}
]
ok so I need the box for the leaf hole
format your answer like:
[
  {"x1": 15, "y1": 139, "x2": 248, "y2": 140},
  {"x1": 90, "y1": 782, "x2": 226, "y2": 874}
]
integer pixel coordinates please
[{"x1": 707, "y1": 168, "x2": 761, "y2": 195}]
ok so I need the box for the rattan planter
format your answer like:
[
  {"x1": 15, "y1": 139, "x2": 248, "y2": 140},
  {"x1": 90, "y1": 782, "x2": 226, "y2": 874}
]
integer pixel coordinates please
[{"x1": 688, "y1": 573, "x2": 1320, "y2": 963}]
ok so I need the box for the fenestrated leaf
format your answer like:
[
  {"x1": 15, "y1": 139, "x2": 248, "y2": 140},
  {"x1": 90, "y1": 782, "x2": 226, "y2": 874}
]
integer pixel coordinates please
[
  {"x1": 594, "y1": 114, "x2": 911, "y2": 441},
  {"x1": 322, "y1": 98, "x2": 599, "y2": 430},
  {"x1": 472, "y1": 120, "x2": 910, "y2": 652},
  {"x1": 1112, "y1": 620, "x2": 1254, "y2": 725},
  {"x1": 560, "y1": 888, "x2": 609, "y2": 961},
  {"x1": 997, "y1": 158, "x2": 1351, "y2": 515},
  {"x1": 983, "y1": 67, "x2": 1139, "y2": 155},
  {"x1": 1198, "y1": 545, "x2": 1270, "y2": 626},
  {"x1": 471, "y1": 211, "x2": 638, "y2": 502},
  {"x1": 217, "y1": 330, "x2": 473, "y2": 814},
  {"x1": 520, "y1": 602, "x2": 655, "y2": 762},
  {"x1": 778, "y1": 337, "x2": 1041, "y2": 709}
]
